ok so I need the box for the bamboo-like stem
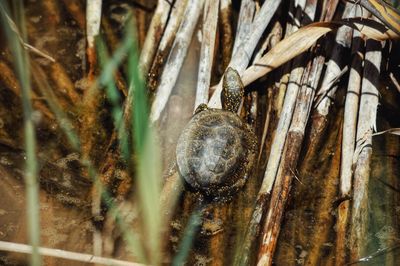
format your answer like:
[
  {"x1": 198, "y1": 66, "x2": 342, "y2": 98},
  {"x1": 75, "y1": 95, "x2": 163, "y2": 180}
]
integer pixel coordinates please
[
  {"x1": 232, "y1": 0, "x2": 255, "y2": 56},
  {"x1": 257, "y1": 47, "x2": 324, "y2": 266},
  {"x1": 255, "y1": 22, "x2": 283, "y2": 163},
  {"x1": 349, "y1": 39, "x2": 383, "y2": 261},
  {"x1": 139, "y1": 0, "x2": 173, "y2": 76},
  {"x1": 335, "y1": 21, "x2": 364, "y2": 266},
  {"x1": 86, "y1": 0, "x2": 102, "y2": 81},
  {"x1": 194, "y1": 0, "x2": 219, "y2": 109},
  {"x1": 147, "y1": 0, "x2": 188, "y2": 92},
  {"x1": 314, "y1": 2, "x2": 356, "y2": 122},
  {"x1": 150, "y1": 0, "x2": 205, "y2": 123},
  {"x1": 236, "y1": 3, "x2": 315, "y2": 265},
  {"x1": 219, "y1": 0, "x2": 234, "y2": 70},
  {"x1": 0, "y1": 241, "x2": 145, "y2": 266},
  {"x1": 258, "y1": 0, "x2": 316, "y2": 203},
  {"x1": 208, "y1": 0, "x2": 283, "y2": 109},
  {"x1": 85, "y1": 2, "x2": 103, "y2": 258}
]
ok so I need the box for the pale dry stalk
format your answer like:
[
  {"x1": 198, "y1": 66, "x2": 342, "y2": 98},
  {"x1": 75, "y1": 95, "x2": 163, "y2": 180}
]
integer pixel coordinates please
[
  {"x1": 257, "y1": 47, "x2": 324, "y2": 266},
  {"x1": 335, "y1": 24, "x2": 364, "y2": 266},
  {"x1": 194, "y1": 0, "x2": 220, "y2": 109},
  {"x1": 0, "y1": 240, "x2": 144, "y2": 266},
  {"x1": 236, "y1": 2, "x2": 315, "y2": 264},
  {"x1": 147, "y1": 0, "x2": 188, "y2": 91},
  {"x1": 139, "y1": 0, "x2": 173, "y2": 76},
  {"x1": 350, "y1": 38, "x2": 383, "y2": 261},
  {"x1": 150, "y1": 0, "x2": 205, "y2": 123},
  {"x1": 232, "y1": 0, "x2": 256, "y2": 56},
  {"x1": 208, "y1": 0, "x2": 283, "y2": 109},
  {"x1": 313, "y1": 2, "x2": 356, "y2": 134}
]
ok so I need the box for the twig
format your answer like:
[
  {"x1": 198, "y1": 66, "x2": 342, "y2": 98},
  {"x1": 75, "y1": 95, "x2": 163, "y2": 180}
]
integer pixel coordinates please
[
  {"x1": 0, "y1": 241, "x2": 145, "y2": 266},
  {"x1": 0, "y1": 7, "x2": 55, "y2": 62},
  {"x1": 150, "y1": 0, "x2": 205, "y2": 123},
  {"x1": 349, "y1": 38, "x2": 383, "y2": 261},
  {"x1": 208, "y1": 0, "x2": 283, "y2": 109},
  {"x1": 194, "y1": 0, "x2": 219, "y2": 109}
]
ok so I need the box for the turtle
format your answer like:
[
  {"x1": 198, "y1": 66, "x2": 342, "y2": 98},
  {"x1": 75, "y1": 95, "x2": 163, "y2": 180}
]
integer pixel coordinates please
[{"x1": 176, "y1": 67, "x2": 257, "y2": 201}]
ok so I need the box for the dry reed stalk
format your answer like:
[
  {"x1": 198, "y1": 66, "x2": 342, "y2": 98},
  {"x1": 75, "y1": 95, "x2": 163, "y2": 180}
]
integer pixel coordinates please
[
  {"x1": 236, "y1": 3, "x2": 315, "y2": 264},
  {"x1": 335, "y1": 25, "x2": 364, "y2": 266},
  {"x1": 194, "y1": 0, "x2": 220, "y2": 109},
  {"x1": 209, "y1": 206, "x2": 229, "y2": 266},
  {"x1": 315, "y1": 2, "x2": 356, "y2": 105},
  {"x1": 147, "y1": 0, "x2": 188, "y2": 92},
  {"x1": 255, "y1": 22, "x2": 283, "y2": 163},
  {"x1": 219, "y1": 0, "x2": 234, "y2": 70},
  {"x1": 257, "y1": 46, "x2": 324, "y2": 265},
  {"x1": 139, "y1": 0, "x2": 173, "y2": 76},
  {"x1": 349, "y1": 38, "x2": 383, "y2": 261},
  {"x1": 150, "y1": 0, "x2": 205, "y2": 123},
  {"x1": 208, "y1": 0, "x2": 282, "y2": 109},
  {"x1": 232, "y1": 0, "x2": 256, "y2": 56},
  {"x1": 0, "y1": 240, "x2": 144, "y2": 266},
  {"x1": 84, "y1": 2, "x2": 104, "y2": 257},
  {"x1": 310, "y1": 2, "x2": 356, "y2": 148},
  {"x1": 86, "y1": 0, "x2": 102, "y2": 81},
  {"x1": 257, "y1": 0, "x2": 316, "y2": 207}
]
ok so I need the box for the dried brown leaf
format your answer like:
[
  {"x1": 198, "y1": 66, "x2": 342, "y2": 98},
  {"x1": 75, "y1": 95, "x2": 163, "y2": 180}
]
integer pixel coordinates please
[
  {"x1": 350, "y1": 0, "x2": 400, "y2": 36},
  {"x1": 241, "y1": 18, "x2": 398, "y2": 86}
]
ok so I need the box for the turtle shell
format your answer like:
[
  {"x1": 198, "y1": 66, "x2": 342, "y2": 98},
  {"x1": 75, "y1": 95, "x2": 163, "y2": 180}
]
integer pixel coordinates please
[{"x1": 176, "y1": 107, "x2": 256, "y2": 200}]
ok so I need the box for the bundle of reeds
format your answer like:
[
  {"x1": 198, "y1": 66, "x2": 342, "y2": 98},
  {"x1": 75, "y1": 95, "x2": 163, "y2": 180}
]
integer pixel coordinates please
[{"x1": 0, "y1": 0, "x2": 399, "y2": 265}]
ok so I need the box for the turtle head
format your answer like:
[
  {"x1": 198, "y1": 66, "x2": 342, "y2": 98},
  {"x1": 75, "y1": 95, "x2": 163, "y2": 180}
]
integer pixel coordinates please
[{"x1": 221, "y1": 67, "x2": 244, "y2": 113}]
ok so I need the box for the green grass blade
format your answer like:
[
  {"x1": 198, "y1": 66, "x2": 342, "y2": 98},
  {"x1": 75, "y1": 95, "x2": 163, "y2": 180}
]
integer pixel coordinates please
[
  {"x1": 0, "y1": 2, "x2": 41, "y2": 265},
  {"x1": 127, "y1": 18, "x2": 162, "y2": 265}
]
